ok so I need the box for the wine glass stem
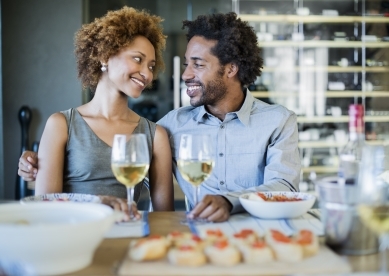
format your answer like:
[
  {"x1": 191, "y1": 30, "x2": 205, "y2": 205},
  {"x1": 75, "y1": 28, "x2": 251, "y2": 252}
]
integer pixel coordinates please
[
  {"x1": 193, "y1": 185, "x2": 200, "y2": 207},
  {"x1": 127, "y1": 186, "x2": 134, "y2": 218},
  {"x1": 193, "y1": 185, "x2": 200, "y2": 208},
  {"x1": 380, "y1": 233, "x2": 388, "y2": 273}
]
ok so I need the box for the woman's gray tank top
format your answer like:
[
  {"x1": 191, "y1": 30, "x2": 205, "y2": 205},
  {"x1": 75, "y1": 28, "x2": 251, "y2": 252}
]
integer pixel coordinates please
[{"x1": 60, "y1": 108, "x2": 156, "y2": 201}]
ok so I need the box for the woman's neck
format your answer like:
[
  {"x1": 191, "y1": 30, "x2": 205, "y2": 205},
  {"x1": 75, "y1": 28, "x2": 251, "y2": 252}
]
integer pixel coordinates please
[{"x1": 82, "y1": 81, "x2": 136, "y2": 121}]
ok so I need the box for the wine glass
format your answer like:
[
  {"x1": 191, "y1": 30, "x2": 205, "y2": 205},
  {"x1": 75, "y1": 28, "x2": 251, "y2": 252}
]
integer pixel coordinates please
[
  {"x1": 111, "y1": 133, "x2": 150, "y2": 221},
  {"x1": 358, "y1": 144, "x2": 389, "y2": 273},
  {"x1": 177, "y1": 134, "x2": 215, "y2": 223}
]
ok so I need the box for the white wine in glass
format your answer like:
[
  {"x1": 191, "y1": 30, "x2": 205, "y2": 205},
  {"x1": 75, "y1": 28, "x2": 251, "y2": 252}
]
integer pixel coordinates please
[
  {"x1": 176, "y1": 160, "x2": 214, "y2": 186},
  {"x1": 177, "y1": 134, "x2": 215, "y2": 223},
  {"x1": 111, "y1": 133, "x2": 150, "y2": 220},
  {"x1": 357, "y1": 144, "x2": 389, "y2": 273},
  {"x1": 359, "y1": 205, "x2": 389, "y2": 235},
  {"x1": 111, "y1": 163, "x2": 149, "y2": 188}
]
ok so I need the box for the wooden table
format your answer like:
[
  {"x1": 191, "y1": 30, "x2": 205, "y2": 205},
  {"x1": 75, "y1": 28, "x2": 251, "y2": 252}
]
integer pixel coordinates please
[{"x1": 71, "y1": 212, "x2": 385, "y2": 275}]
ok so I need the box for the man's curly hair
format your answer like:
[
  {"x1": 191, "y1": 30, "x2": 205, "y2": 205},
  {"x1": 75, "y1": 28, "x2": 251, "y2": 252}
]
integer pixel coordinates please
[
  {"x1": 75, "y1": 6, "x2": 166, "y2": 91},
  {"x1": 182, "y1": 12, "x2": 263, "y2": 87}
]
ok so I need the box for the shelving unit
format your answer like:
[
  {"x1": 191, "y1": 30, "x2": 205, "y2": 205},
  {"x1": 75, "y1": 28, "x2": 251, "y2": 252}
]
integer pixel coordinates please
[
  {"x1": 239, "y1": 14, "x2": 389, "y2": 23},
  {"x1": 297, "y1": 115, "x2": 389, "y2": 123},
  {"x1": 262, "y1": 66, "x2": 389, "y2": 72},
  {"x1": 233, "y1": 0, "x2": 389, "y2": 183},
  {"x1": 251, "y1": 91, "x2": 389, "y2": 98},
  {"x1": 255, "y1": 41, "x2": 389, "y2": 47}
]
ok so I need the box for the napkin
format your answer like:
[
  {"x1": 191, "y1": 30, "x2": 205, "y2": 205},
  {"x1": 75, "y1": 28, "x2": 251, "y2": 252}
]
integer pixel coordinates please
[{"x1": 104, "y1": 211, "x2": 150, "y2": 239}]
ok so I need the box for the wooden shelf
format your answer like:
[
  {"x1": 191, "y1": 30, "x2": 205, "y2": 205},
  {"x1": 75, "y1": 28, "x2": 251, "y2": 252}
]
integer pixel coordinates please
[
  {"x1": 239, "y1": 14, "x2": 389, "y2": 24},
  {"x1": 298, "y1": 141, "x2": 346, "y2": 148},
  {"x1": 302, "y1": 166, "x2": 338, "y2": 173},
  {"x1": 257, "y1": 40, "x2": 389, "y2": 48},
  {"x1": 262, "y1": 66, "x2": 389, "y2": 73},
  {"x1": 297, "y1": 115, "x2": 389, "y2": 123},
  {"x1": 298, "y1": 140, "x2": 388, "y2": 148},
  {"x1": 251, "y1": 91, "x2": 389, "y2": 98}
]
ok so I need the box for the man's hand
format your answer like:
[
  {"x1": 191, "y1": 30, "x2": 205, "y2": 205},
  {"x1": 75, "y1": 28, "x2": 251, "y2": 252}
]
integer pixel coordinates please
[
  {"x1": 187, "y1": 195, "x2": 232, "y2": 222},
  {"x1": 18, "y1": 150, "x2": 38, "y2": 181}
]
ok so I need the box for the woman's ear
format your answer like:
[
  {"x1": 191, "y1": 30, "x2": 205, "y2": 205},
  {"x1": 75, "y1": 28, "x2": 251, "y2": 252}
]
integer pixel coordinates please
[{"x1": 226, "y1": 63, "x2": 238, "y2": 78}]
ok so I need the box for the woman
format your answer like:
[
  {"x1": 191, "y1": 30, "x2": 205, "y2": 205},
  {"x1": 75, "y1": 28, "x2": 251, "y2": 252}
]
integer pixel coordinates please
[{"x1": 33, "y1": 6, "x2": 174, "y2": 217}]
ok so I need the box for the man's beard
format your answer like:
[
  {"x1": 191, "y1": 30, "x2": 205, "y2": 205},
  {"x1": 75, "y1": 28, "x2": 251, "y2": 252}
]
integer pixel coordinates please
[{"x1": 190, "y1": 74, "x2": 227, "y2": 108}]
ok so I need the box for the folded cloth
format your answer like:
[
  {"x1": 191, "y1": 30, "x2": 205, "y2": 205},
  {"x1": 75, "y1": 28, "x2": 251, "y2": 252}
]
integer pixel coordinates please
[{"x1": 105, "y1": 211, "x2": 150, "y2": 238}]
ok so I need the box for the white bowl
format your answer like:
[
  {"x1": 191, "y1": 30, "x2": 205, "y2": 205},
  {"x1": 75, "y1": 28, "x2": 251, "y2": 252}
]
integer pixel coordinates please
[
  {"x1": 21, "y1": 193, "x2": 101, "y2": 204},
  {"x1": 239, "y1": 191, "x2": 316, "y2": 219},
  {"x1": 0, "y1": 258, "x2": 35, "y2": 276},
  {"x1": 0, "y1": 202, "x2": 122, "y2": 275}
]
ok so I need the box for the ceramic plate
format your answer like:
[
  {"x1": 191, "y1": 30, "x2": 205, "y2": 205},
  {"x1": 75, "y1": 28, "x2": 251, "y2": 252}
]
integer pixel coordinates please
[
  {"x1": 239, "y1": 191, "x2": 316, "y2": 219},
  {"x1": 20, "y1": 193, "x2": 101, "y2": 204}
]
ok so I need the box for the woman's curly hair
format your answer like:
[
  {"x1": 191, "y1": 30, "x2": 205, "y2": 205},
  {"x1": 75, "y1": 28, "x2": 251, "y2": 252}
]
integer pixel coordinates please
[
  {"x1": 75, "y1": 6, "x2": 166, "y2": 91},
  {"x1": 182, "y1": 12, "x2": 263, "y2": 87}
]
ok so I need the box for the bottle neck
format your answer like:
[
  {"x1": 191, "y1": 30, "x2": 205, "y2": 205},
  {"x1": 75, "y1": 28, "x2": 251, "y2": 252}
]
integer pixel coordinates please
[
  {"x1": 349, "y1": 131, "x2": 365, "y2": 141},
  {"x1": 349, "y1": 113, "x2": 364, "y2": 139}
]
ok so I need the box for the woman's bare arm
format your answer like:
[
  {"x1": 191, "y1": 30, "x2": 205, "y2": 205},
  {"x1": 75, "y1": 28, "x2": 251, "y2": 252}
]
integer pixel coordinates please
[
  {"x1": 148, "y1": 125, "x2": 174, "y2": 211},
  {"x1": 35, "y1": 113, "x2": 68, "y2": 194}
]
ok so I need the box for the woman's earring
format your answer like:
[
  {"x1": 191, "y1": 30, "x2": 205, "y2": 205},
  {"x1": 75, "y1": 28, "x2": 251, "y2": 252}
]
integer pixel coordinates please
[{"x1": 101, "y1": 63, "x2": 108, "y2": 72}]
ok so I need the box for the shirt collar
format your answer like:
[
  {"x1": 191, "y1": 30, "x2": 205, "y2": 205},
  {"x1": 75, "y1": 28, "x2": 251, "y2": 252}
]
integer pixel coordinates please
[
  {"x1": 194, "y1": 88, "x2": 254, "y2": 126},
  {"x1": 195, "y1": 105, "x2": 208, "y2": 123},
  {"x1": 234, "y1": 89, "x2": 254, "y2": 126}
]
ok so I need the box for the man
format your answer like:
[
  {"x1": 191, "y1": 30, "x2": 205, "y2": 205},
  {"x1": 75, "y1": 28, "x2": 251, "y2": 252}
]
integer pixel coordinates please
[{"x1": 18, "y1": 12, "x2": 301, "y2": 222}]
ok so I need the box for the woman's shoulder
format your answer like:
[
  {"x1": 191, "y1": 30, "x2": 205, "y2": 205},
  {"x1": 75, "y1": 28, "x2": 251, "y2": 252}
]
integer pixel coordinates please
[
  {"x1": 47, "y1": 111, "x2": 67, "y2": 123},
  {"x1": 138, "y1": 116, "x2": 157, "y2": 132},
  {"x1": 42, "y1": 112, "x2": 68, "y2": 140},
  {"x1": 58, "y1": 108, "x2": 74, "y2": 118}
]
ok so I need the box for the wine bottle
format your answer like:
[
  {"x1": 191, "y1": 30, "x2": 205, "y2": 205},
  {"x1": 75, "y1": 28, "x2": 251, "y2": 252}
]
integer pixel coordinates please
[{"x1": 338, "y1": 104, "x2": 365, "y2": 185}]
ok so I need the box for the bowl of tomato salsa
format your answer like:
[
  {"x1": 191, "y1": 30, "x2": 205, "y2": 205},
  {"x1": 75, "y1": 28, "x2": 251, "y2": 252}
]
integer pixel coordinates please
[{"x1": 239, "y1": 191, "x2": 316, "y2": 219}]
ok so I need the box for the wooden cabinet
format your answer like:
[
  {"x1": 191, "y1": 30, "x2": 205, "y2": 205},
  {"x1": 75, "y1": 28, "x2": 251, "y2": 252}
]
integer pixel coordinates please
[{"x1": 233, "y1": 0, "x2": 389, "y2": 184}]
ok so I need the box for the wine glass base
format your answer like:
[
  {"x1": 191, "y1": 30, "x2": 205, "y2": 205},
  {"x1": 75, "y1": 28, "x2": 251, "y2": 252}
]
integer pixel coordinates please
[
  {"x1": 116, "y1": 219, "x2": 143, "y2": 226},
  {"x1": 180, "y1": 217, "x2": 210, "y2": 226}
]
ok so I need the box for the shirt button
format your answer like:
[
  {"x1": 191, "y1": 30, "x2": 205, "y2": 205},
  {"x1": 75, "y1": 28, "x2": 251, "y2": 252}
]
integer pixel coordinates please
[
  {"x1": 220, "y1": 125, "x2": 224, "y2": 129},
  {"x1": 219, "y1": 153, "x2": 224, "y2": 157},
  {"x1": 220, "y1": 181, "x2": 224, "y2": 185}
]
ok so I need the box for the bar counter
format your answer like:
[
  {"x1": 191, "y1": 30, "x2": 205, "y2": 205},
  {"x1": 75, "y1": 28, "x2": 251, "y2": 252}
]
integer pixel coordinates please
[{"x1": 69, "y1": 211, "x2": 385, "y2": 275}]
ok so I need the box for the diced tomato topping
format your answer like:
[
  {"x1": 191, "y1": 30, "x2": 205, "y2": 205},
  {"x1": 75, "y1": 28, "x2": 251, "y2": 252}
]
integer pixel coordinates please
[
  {"x1": 240, "y1": 229, "x2": 254, "y2": 235},
  {"x1": 148, "y1": 234, "x2": 162, "y2": 239},
  {"x1": 169, "y1": 231, "x2": 182, "y2": 237},
  {"x1": 234, "y1": 229, "x2": 255, "y2": 238},
  {"x1": 179, "y1": 245, "x2": 194, "y2": 251},
  {"x1": 257, "y1": 192, "x2": 267, "y2": 200},
  {"x1": 233, "y1": 232, "x2": 246, "y2": 239},
  {"x1": 252, "y1": 240, "x2": 266, "y2": 248},
  {"x1": 207, "y1": 229, "x2": 224, "y2": 237},
  {"x1": 257, "y1": 193, "x2": 303, "y2": 202},
  {"x1": 191, "y1": 235, "x2": 202, "y2": 242},
  {"x1": 300, "y1": 229, "x2": 312, "y2": 236},
  {"x1": 270, "y1": 230, "x2": 291, "y2": 243},
  {"x1": 296, "y1": 229, "x2": 313, "y2": 245},
  {"x1": 213, "y1": 239, "x2": 229, "y2": 249}
]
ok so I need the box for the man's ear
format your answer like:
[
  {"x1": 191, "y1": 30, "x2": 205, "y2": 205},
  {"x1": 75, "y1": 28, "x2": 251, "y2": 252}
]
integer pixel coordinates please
[{"x1": 226, "y1": 63, "x2": 238, "y2": 78}]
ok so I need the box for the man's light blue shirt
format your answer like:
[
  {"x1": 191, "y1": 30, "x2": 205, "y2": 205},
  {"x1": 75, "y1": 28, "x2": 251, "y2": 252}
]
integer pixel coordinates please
[{"x1": 157, "y1": 90, "x2": 301, "y2": 213}]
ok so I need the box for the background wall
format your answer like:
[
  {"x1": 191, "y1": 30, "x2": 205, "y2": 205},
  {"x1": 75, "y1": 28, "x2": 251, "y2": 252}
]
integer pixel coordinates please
[
  {"x1": 0, "y1": 0, "x2": 231, "y2": 199},
  {"x1": 1, "y1": 0, "x2": 83, "y2": 199},
  {"x1": 0, "y1": 1, "x2": 3, "y2": 198}
]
